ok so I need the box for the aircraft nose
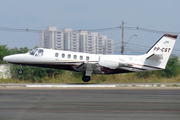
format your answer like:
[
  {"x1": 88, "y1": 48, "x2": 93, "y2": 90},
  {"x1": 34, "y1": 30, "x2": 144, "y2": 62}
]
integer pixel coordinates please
[
  {"x1": 3, "y1": 54, "x2": 25, "y2": 63},
  {"x1": 3, "y1": 56, "x2": 10, "y2": 62}
]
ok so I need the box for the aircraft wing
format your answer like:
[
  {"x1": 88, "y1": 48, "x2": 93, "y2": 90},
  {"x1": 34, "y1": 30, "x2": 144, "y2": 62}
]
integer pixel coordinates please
[{"x1": 74, "y1": 62, "x2": 102, "y2": 74}]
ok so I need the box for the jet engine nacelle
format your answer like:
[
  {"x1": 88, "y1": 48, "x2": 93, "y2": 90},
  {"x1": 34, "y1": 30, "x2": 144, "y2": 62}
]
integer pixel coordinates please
[
  {"x1": 98, "y1": 56, "x2": 126, "y2": 69},
  {"x1": 98, "y1": 56, "x2": 133, "y2": 69}
]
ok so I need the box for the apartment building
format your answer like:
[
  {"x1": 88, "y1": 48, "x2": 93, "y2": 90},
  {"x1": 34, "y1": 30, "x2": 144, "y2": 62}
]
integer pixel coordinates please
[
  {"x1": 55, "y1": 30, "x2": 64, "y2": 50},
  {"x1": 64, "y1": 29, "x2": 80, "y2": 52},
  {"x1": 40, "y1": 27, "x2": 65, "y2": 50},
  {"x1": 96, "y1": 35, "x2": 106, "y2": 54},
  {"x1": 105, "y1": 39, "x2": 114, "y2": 54},
  {"x1": 80, "y1": 32, "x2": 98, "y2": 54},
  {"x1": 39, "y1": 27, "x2": 114, "y2": 54}
]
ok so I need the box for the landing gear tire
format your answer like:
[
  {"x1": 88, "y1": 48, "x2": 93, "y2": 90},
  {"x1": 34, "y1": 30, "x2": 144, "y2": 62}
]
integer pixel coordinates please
[
  {"x1": 18, "y1": 69, "x2": 23, "y2": 75},
  {"x1": 82, "y1": 76, "x2": 91, "y2": 82}
]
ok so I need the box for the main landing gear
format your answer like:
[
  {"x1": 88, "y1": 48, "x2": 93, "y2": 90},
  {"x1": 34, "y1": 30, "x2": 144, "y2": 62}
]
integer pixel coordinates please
[
  {"x1": 18, "y1": 64, "x2": 23, "y2": 75},
  {"x1": 82, "y1": 76, "x2": 91, "y2": 82},
  {"x1": 82, "y1": 71, "x2": 92, "y2": 82}
]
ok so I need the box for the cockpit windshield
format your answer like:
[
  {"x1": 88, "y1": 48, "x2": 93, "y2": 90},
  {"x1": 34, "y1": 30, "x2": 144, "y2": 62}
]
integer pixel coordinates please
[
  {"x1": 30, "y1": 49, "x2": 38, "y2": 55},
  {"x1": 29, "y1": 49, "x2": 44, "y2": 56}
]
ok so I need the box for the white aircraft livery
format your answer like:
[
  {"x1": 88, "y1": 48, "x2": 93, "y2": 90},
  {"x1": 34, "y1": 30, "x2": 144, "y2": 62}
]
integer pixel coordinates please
[{"x1": 3, "y1": 34, "x2": 178, "y2": 82}]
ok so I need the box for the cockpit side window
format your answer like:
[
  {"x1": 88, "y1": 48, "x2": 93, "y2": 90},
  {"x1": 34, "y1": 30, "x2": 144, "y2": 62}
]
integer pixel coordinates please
[{"x1": 38, "y1": 49, "x2": 44, "y2": 56}]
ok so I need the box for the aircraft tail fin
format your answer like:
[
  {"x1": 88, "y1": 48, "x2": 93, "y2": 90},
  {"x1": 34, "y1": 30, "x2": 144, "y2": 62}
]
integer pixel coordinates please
[{"x1": 145, "y1": 34, "x2": 177, "y2": 69}]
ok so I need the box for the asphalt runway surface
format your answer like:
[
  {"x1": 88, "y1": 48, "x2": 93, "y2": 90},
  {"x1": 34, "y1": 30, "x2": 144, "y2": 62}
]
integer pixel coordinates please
[{"x1": 0, "y1": 88, "x2": 180, "y2": 120}]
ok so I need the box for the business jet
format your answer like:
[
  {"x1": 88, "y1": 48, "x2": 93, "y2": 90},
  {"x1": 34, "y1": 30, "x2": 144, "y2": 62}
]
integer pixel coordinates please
[{"x1": 3, "y1": 34, "x2": 177, "y2": 82}]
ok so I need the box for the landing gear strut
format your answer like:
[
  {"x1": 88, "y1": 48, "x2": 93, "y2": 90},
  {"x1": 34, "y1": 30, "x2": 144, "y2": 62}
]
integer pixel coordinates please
[
  {"x1": 81, "y1": 64, "x2": 93, "y2": 82},
  {"x1": 82, "y1": 76, "x2": 91, "y2": 82},
  {"x1": 18, "y1": 64, "x2": 23, "y2": 75}
]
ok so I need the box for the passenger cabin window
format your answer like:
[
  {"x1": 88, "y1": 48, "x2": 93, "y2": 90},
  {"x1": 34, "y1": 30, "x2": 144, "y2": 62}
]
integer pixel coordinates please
[
  {"x1": 62, "y1": 53, "x2": 65, "y2": 58},
  {"x1": 86, "y1": 56, "x2": 89, "y2": 61},
  {"x1": 55, "y1": 53, "x2": 59, "y2": 57},
  {"x1": 68, "y1": 54, "x2": 71, "y2": 59},
  {"x1": 80, "y1": 56, "x2": 83, "y2": 60},
  {"x1": 74, "y1": 55, "x2": 77, "y2": 59}
]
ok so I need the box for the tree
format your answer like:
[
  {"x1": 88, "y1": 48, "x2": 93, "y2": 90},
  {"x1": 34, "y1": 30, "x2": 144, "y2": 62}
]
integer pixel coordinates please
[
  {"x1": 0, "y1": 45, "x2": 11, "y2": 63},
  {"x1": 136, "y1": 57, "x2": 180, "y2": 78},
  {"x1": 161, "y1": 57, "x2": 180, "y2": 77},
  {"x1": 10, "y1": 47, "x2": 29, "y2": 54}
]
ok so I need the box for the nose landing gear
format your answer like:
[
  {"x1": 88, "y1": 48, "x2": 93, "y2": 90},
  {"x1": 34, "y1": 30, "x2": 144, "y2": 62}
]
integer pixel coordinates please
[{"x1": 18, "y1": 65, "x2": 23, "y2": 75}]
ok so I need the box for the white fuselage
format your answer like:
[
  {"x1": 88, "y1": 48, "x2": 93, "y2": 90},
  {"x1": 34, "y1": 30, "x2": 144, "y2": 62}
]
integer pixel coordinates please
[{"x1": 3, "y1": 48, "x2": 161, "y2": 75}]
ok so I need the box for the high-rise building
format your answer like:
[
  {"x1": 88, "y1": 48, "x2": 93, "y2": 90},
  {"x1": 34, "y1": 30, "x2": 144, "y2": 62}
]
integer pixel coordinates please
[
  {"x1": 39, "y1": 27, "x2": 65, "y2": 50},
  {"x1": 80, "y1": 31, "x2": 98, "y2": 54},
  {"x1": 39, "y1": 27, "x2": 114, "y2": 54},
  {"x1": 105, "y1": 39, "x2": 114, "y2": 54},
  {"x1": 64, "y1": 29, "x2": 80, "y2": 52}
]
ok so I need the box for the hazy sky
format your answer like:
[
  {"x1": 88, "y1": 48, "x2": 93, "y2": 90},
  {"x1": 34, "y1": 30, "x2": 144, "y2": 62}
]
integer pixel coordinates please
[{"x1": 0, "y1": 0, "x2": 180, "y2": 55}]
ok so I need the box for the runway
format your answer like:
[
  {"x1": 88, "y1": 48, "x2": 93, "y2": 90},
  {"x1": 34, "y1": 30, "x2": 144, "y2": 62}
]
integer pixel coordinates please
[{"x1": 0, "y1": 88, "x2": 179, "y2": 120}]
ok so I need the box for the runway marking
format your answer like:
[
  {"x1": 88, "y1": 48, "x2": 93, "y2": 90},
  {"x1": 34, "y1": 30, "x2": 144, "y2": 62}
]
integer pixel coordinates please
[
  {"x1": 0, "y1": 99, "x2": 180, "y2": 103},
  {"x1": 0, "y1": 109, "x2": 180, "y2": 113}
]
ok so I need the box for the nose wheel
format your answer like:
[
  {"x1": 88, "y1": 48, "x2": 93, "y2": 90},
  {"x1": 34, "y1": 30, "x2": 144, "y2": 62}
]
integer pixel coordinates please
[
  {"x1": 18, "y1": 65, "x2": 23, "y2": 75},
  {"x1": 18, "y1": 69, "x2": 23, "y2": 75}
]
